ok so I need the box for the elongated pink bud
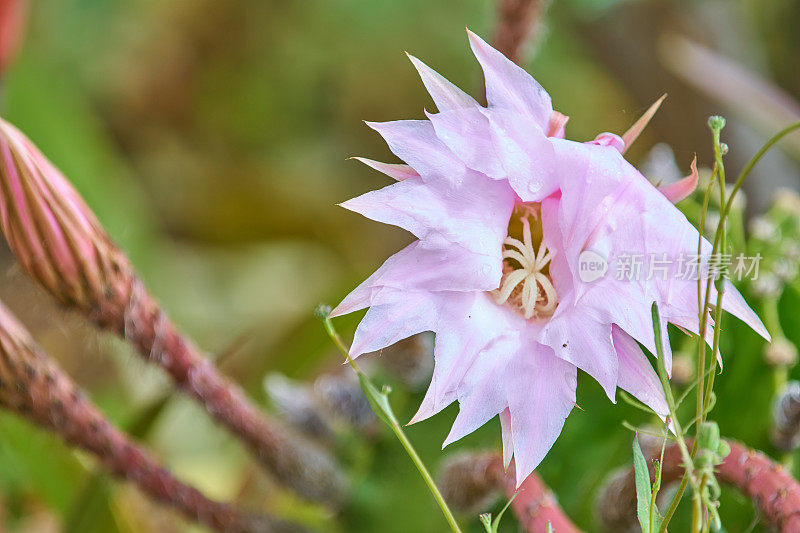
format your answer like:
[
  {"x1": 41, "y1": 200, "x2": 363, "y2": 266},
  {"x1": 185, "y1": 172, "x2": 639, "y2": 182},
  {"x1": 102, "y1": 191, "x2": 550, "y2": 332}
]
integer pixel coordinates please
[
  {"x1": 0, "y1": 118, "x2": 131, "y2": 310},
  {"x1": 0, "y1": 118, "x2": 345, "y2": 505}
]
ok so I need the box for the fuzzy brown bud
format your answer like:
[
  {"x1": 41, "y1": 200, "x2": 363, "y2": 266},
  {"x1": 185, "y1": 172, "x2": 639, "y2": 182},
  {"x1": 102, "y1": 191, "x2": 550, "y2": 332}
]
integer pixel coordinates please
[{"x1": 772, "y1": 381, "x2": 800, "y2": 451}]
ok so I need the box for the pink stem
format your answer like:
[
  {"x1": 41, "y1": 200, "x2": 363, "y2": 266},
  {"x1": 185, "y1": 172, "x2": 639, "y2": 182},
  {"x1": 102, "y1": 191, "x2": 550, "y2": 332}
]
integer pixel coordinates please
[
  {"x1": 656, "y1": 441, "x2": 800, "y2": 531},
  {"x1": 0, "y1": 302, "x2": 298, "y2": 533},
  {"x1": 486, "y1": 456, "x2": 582, "y2": 532},
  {"x1": 92, "y1": 279, "x2": 345, "y2": 505}
]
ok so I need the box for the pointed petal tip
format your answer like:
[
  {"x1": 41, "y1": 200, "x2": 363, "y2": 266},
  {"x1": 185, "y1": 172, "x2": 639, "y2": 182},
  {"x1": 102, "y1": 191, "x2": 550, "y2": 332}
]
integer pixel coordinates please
[
  {"x1": 621, "y1": 94, "x2": 669, "y2": 153},
  {"x1": 659, "y1": 155, "x2": 699, "y2": 203}
]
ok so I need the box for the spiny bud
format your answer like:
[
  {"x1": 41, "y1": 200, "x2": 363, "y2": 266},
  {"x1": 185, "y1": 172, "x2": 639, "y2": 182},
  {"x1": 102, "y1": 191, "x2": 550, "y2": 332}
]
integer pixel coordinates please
[
  {"x1": 264, "y1": 373, "x2": 334, "y2": 442},
  {"x1": 436, "y1": 452, "x2": 504, "y2": 514},
  {"x1": 595, "y1": 467, "x2": 638, "y2": 532},
  {"x1": 314, "y1": 372, "x2": 375, "y2": 429},
  {"x1": 772, "y1": 381, "x2": 800, "y2": 451},
  {"x1": 373, "y1": 332, "x2": 434, "y2": 389}
]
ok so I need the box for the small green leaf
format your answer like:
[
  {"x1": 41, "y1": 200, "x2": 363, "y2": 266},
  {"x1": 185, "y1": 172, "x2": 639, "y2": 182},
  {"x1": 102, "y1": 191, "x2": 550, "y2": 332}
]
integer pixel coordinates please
[
  {"x1": 356, "y1": 373, "x2": 397, "y2": 425},
  {"x1": 490, "y1": 492, "x2": 518, "y2": 533},
  {"x1": 633, "y1": 436, "x2": 653, "y2": 533}
]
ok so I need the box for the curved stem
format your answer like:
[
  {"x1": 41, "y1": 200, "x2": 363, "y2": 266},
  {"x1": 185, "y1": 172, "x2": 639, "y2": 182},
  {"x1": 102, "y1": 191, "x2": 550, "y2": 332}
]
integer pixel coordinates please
[{"x1": 323, "y1": 315, "x2": 462, "y2": 533}]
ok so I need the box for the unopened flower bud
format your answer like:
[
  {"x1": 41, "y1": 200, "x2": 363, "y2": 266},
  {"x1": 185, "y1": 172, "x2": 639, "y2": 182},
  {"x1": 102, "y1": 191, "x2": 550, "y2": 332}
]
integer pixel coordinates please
[
  {"x1": 436, "y1": 452, "x2": 504, "y2": 514},
  {"x1": 314, "y1": 372, "x2": 375, "y2": 429},
  {"x1": 373, "y1": 332, "x2": 434, "y2": 389},
  {"x1": 0, "y1": 118, "x2": 135, "y2": 317},
  {"x1": 764, "y1": 337, "x2": 798, "y2": 368},
  {"x1": 707, "y1": 115, "x2": 726, "y2": 132},
  {"x1": 772, "y1": 381, "x2": 800, "y2": 451},
  {"x1": 0, "y1": 119, "x2": 346, "y2": 505},
  {"x1": 265, "y1": 373, "x2": 334, "y2": 442},
  {"x1": 719, "y1": 142, "x2": 729, "y2": 155},
  {"x1": 595, "y1": 467, "x2": 638, "y2": 532}
]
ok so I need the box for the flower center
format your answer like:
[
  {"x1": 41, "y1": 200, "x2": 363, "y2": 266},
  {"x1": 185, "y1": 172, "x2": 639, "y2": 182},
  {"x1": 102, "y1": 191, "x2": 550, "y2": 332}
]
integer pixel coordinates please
[{"x1": 492, "y1": 204, "x2": 558, "y2": 320}]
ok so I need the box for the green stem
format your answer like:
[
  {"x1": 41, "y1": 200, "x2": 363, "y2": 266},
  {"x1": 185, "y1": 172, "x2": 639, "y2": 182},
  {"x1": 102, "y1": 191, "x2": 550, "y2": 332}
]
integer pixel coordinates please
[
  {"x1": 695, "y1": 164, "x2": 717, "y2": 429},
  {"x1": 322, "y1": 315, "x2": 462, "y2": 533},
  {"x1": 654, "y1": 303, "x2": 698, "y2": 533},
  {"x1": 701, "y1": 126, "x2": 727, "y2": 421},
  {"x1": 709, "y1": 121, "x2": 800, "y2": 257}
]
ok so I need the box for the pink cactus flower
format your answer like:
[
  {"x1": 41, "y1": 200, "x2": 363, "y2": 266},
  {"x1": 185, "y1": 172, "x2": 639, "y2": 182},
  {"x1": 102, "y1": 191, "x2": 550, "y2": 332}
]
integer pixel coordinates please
[{"x1": 333, "y1": 31, "x2": 769, "y2": 483}]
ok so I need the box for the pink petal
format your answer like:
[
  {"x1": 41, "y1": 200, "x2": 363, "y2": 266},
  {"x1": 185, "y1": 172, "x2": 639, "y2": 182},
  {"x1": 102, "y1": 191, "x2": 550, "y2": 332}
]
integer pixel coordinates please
[
  {"x1": 484, "y1": 109, "x2": 559, "y2": 202},
  {"x1": 406, "y1": 53, "x2": 478, "y2": 112},
  {"x1": 466, "y1": 30, "x2": 553, "y2": 132},
  {"x1": 590, "y1": 132, "x2": 625, "y2": 153},
  {"x1": 365, "y1": 120, "x2": 467, "y2": 182},
  {"x1": 721, "y1": 280, "x2": 770, "y2": 340},
  {"x1": 540, "y1": 307, "x2": 619, "y2": 400},
  {"x1": 340, "y1": 172, "x2": 514, "y2": 255},
  {"x1": 350, "y1": 291, "x2": 438, "y2": 356},
  {"x1": 547, "y1": 111, "x2": 569, "y2": 138},
  {"x1": 658, "y1": 156, "x2": 698, "y2": 204},
  {"x1": 612, "y1": 325, "x2": 668, "y2": 417},
  {"x1": 426, "y1": 107, "x2": 505, "y2": 180},
  {"x1": 499, "y1": 408, "x2": 514, "y2": 469},
  {"x1": 332, "y1": 239, "x2": 503, "y2": 316},
  {"x1": 351, "y1": 157, "x2": 418, "y2": 181},
  {"x1": 621, "y1": 94, "x2": 667, "y2": 154},
  {"x1": 506, "y1": 349, "x2": 577, "y2": 485}
]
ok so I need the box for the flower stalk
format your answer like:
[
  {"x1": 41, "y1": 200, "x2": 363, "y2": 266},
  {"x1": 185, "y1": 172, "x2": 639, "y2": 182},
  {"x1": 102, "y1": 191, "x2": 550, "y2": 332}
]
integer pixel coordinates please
[
  {"x1": 0, "y1": 118, "x2": 345, "y2": 505},
  {"x1": 0, "y1": 300, "x2": 300, "y2": 533},
  {"x1": 319, "y1": 306, "x2": 462, "y2": 533}
]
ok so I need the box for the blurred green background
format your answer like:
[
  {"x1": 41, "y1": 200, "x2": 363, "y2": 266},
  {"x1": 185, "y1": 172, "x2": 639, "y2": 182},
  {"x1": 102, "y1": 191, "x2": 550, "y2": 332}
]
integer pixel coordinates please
[{"x1": 0, "y1": 0, "x2": 799, "y2": 531}]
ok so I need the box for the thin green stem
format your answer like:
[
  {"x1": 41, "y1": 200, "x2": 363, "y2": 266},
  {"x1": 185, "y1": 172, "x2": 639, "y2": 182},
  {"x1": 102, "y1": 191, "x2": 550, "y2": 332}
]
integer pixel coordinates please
[
  {"x1": 654, "y1": 303, "x2": 698, "y2": 533},
  {"x1": 695, "y1": 164, "x2": 717, "y2": 428},
  {"x1": 709, "y1": 121, "x2": 800, "y2": 257},
  {"x1": 322, "y1": 315, "x2": 462, "y2": 533},
  {"x1": 702, "y1": 126, "x2": 727, "y2": 421}
]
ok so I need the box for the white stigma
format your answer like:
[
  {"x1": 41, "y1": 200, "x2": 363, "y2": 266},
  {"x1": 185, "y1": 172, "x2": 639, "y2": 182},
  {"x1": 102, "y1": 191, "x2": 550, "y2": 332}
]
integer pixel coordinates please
[{"x1": 493, "y1": 211, "x2": 558, "y2": 320}]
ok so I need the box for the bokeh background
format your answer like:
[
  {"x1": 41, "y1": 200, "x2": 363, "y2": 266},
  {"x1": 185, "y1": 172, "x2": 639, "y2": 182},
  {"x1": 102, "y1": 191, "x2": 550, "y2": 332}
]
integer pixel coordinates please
[{"x1": 0, "y1": 0, "x2": 799, "y2": 531}]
